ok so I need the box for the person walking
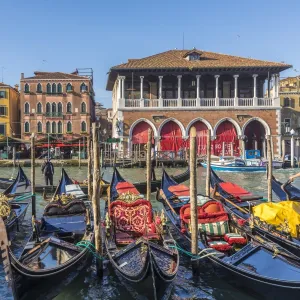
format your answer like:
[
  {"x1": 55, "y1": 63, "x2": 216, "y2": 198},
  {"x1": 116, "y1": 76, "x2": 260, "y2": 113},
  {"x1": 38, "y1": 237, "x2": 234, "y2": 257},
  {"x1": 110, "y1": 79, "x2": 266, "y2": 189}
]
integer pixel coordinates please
[{"x1": 41, "y1": 158, "x2": 54, "y2": 186}]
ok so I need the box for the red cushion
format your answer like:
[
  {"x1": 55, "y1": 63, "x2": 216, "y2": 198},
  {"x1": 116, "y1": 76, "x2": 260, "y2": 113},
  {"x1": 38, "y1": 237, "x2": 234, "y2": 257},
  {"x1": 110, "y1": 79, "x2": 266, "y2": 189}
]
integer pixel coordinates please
[
  {"x1": 168, "y1": 184, "x2": 190, "y2": 196},
  {"x1": 110, "y1": 199, "x2": 154, "y2": 234},
  {"x1": 224, "y1": 233, "x2": 247, "y2": 245},
  {"x1": 219, "y1": 182, "x2": 252, "y2": 200},
  {"x1": 116, "y1": 182, "x2": 140, "y2": 195},
  {"x1": 208, "y1": 241, "x2": 231, "y2": 251}
]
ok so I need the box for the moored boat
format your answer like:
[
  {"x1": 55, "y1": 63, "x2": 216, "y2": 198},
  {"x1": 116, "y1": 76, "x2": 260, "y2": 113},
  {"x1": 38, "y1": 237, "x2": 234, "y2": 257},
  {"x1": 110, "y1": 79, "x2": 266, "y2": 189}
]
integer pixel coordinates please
[
  {"x1": 105, "y1": 168, "x2": 179, "y2": 298},
  {"x1": 157, "y1": 169, "x2": 300, "y2": 298},
  {"x1": 201, "y1": 161, "x2": 266, "y2": 172},
  {"x1": 0, "y1": 168, "x2": 93, "y2": 300}
]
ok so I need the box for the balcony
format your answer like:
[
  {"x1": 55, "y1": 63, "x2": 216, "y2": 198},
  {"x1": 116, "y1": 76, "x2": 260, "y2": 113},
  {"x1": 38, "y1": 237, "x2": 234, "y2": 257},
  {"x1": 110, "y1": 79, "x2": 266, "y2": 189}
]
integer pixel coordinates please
[
  {"x1": 121, "y1": 97, "x2": 280, "y2": 110},
  {"x1": 45, "y1": 112, "x2": 63, "y2": 118}
]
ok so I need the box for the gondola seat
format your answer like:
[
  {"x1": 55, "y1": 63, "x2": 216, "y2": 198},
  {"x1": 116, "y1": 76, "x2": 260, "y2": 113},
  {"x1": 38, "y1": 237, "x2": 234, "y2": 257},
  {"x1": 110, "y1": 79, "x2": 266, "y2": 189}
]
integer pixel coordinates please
[
  {"x1": 224, "y1": 233, "x2": 247, "y2": 245},
  {"x1": 110, "y1": 199, "x2": 159, "y2": 244},
  {"x1": 168, "y1": 184, "x2": 190, "y2": 197},
  {"x1": 218, "y1": 182, "x2": 254, "y2": 201},
  {"x1": 44, "y1": 200, "x2": 86, "y2": 216},
  {"x1": 116, "y1": 182, "x2": 140, "y2": 195},
  {"x1": 208, "y1": 241, "x2": 232, "y2": 251}
]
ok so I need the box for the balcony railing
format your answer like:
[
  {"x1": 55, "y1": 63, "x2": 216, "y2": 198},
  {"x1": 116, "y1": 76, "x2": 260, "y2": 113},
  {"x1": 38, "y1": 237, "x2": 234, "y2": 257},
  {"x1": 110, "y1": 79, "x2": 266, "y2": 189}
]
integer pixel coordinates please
[
  {"x1": 45, "y1": 112, "x2": 63, "y2": 118},
  {"x1": 121, "y1": 97, "x2": 279, "y2": 109}
]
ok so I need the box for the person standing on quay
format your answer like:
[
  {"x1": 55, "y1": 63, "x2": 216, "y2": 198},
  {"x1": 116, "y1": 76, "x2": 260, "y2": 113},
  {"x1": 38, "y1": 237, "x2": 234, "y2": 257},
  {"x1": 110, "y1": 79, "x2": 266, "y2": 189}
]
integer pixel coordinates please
[{"x1": 41, "y1": 158, "x2": 54, "y2": 186}]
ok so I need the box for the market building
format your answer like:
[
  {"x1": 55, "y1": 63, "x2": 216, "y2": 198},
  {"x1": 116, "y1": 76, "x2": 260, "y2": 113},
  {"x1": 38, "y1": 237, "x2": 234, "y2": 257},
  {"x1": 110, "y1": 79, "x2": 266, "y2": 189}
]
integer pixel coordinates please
[
  {"x1": 20, "y1": 69, "x2": 96, "y2": 157},
  {"x1": 106, "y1": 49, "x2": 291, "y2": 158}
]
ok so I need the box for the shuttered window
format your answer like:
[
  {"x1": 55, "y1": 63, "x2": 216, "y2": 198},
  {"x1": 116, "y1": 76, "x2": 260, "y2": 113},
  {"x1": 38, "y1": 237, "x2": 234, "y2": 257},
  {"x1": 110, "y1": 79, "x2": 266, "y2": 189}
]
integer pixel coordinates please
[{"x1": 0, "y1": 106, "x2": 8, "y2": 116}]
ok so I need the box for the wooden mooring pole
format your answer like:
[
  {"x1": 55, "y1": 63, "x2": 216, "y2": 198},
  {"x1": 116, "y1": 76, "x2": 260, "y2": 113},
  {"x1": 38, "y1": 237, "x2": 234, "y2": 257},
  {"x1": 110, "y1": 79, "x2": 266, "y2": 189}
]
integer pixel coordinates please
[
  {"x1": 206, "y1": 129, "x2": 211, "y2": 197},
  {"x1": 12, "y1": 146, "x2": 16, "y2": 167},
  {"x1": 87, "y1": 136, "x2": 93, "y2": 199},
  {"x1": 31, "y1": 134, "x2": 36, "y2": 217},
  {"x1": 267, "y1": 135, "x2": 272, "y2": 202},
  {"x1": 79, "y1": 139, "x2": 81, "y2": 169},
  {"x1": 190, "y1": 127, "x2": 199, "y2": 273},
  {"x1": 92, "y1": 123, "x2": 103, "y2": 275},
  {"x1": 146, "y1": 129, "x2": 152, "y2": 201}
]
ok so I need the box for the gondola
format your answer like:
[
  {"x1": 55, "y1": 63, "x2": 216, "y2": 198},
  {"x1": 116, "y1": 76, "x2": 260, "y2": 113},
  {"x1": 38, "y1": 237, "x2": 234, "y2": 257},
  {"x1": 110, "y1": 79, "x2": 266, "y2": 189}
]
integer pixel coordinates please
[
  {"x1": 210, "y1": 168, "x2": 300, "y2": 257},
  {"x1": 271, "y1": 176, "x2": 300, "y2": 201},
  {"x1": 105, "y1": 168, "x2": 179, "y2": 298},
  {"x1": 157, "y1": 169, "x2": 300, "y2": 298},
  {"x1": 1, "y1": 168, "x2": 93, "y2": 300},
  {"x1": 1, "y1": 166, "x2": 32, "y2": 239}
]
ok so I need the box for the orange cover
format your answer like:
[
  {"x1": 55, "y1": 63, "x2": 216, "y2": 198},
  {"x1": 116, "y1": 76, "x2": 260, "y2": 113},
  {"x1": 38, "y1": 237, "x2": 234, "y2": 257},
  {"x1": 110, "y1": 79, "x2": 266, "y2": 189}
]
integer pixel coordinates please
[
  {"x1": 219, "y1": 182, "x2": 252, "y2": 198},
  {"x1": 168, "y1": 184, "x2": 190, "y2": 196},
  {"x1": 116, "y1": 182, "x2": 140, "y2": 195}
]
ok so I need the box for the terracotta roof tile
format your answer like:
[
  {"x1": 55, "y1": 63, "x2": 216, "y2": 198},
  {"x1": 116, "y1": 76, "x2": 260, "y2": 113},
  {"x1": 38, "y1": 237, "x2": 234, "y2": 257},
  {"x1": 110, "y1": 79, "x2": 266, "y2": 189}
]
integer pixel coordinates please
[
  {"x1": 111, "y1": 49, "x2": 291, "y2": 70},
  {"x1": 23, "y1": 71, "x2": 90, "y2": 81}
]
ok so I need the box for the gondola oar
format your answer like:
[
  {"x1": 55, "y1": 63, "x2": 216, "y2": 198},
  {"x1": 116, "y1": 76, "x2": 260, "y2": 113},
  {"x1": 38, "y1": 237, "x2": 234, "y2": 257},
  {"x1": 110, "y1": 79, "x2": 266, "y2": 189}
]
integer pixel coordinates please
[
  {"x1": 281, "y1": 179, "x2": 293, "y2": 200},
  {"x1": 156, "y1": 188, "x2": 177, "y2": 215}
]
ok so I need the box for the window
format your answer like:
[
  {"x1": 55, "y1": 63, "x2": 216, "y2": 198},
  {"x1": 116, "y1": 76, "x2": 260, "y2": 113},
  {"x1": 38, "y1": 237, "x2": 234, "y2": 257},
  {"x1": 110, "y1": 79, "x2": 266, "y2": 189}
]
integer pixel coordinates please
[
  {"x1": 37, "y1": 102, "x2": 42, "y2": 113},
  {"x1": 52, "y1": 122, "x2": 56, "y2": 133},
  {"x1": 57, "y1": 83, "x2": 62, "y2": 93},
  {"x1": 37, "y1": 122, "x2": 42, "y2": 133},
  {"x1": 37, "y1": 83, "x2": 42, "y2": 93},
  {"x1": 80, "y1": 83, "x2": 88, "y2": 92},
  {"x1": 0, "y1": 124, "x2": 6, "y2": 135},
  {"x1": 58, "y1": 121, "x2": 62, "y2": 133},
  {"x1": 0, "y1": 91, "x2": 6, "y2": 98},
  {"x1": 67, "y1": 121, "x2": 72, "y2": 132},
  {"x1": 284, "y1": 118, "x2": 291, "y2": 133},
  {"x1": 81, "y1": 121, "x2": 87, "y2": 132},
  {"x1": 46, "y1": 102, "x2": 51, "y2": 113},
  {"x1": 47, "y1": 83, "x2": 51, "y2": 94},
  {"x1": 24, "y1": 122, "x2": 30, "y2": 133},
  {"x1": 46, "y1": 121, "x2": 51, "y2": 133},
  {"x1": 52, "y1": 102, "x2": 56, "y2": 113},
  {"x1": 66, "y1": 83, "x2": 72, "y2": 92},
  {"x1": 0, "y1": 106, "x2": 8, "y2": 116},
  {"x1": 24, "y1": 102, "x2": 30, "y2": 114},
  {"x1": 58, "y1": 102, "x2": 62, "y2": 113},
  {"x1": 52, "y1": 83, "x2": 57, "y2": 94},
  {"x1": 67, "y1": 102, "x2": 72, "y2": 113},
  {"x1": 81, "y1": 102, "x2": 86, "y2": 113},
  {"x1": 284, "y1": 97, "x2": 291, "y2": 107},
  {"x1": 24, "y1": 83, "x2": 30, "y2": 93}
]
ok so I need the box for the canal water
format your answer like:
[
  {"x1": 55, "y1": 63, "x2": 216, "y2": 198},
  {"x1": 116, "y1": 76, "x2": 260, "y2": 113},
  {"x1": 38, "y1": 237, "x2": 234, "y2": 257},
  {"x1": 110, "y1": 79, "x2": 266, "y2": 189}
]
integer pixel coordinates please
[{"x1": 0, "y1": 165, "x2": 299, "y2": 300}]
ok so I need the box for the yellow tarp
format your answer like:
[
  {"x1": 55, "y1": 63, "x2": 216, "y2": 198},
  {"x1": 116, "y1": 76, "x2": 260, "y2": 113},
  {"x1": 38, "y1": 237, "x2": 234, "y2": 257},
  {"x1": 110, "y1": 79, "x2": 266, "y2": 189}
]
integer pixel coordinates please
[{"x1": 252, "y1": 201, "x2": 300, "y2": 238}]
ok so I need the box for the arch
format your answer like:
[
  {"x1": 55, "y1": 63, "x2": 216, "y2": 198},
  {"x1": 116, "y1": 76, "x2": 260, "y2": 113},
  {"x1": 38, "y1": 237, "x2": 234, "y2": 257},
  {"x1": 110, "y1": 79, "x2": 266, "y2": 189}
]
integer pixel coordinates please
[
  {"x1": 81, "y1": 121, "x2": 87, "y2": 132},
  {"x1": 160, "y1": 119, "x2": 184, "y2": 152},
  {"x1": 81, "y1": 102, "x2": 86, "y2": 113},
  {"x1": 37, "y1": 102, "x2": 42, "y2": 113},
  {"x1": 46, "y1": 102, "x2": 51, "y2": 113},
  {"x1": 67, "y1": 102, "x2": 72, "y2": 113},
  {"x1": 129, "y1": 118, "x2": 158, "y2": 140},
  {"x1": 80, "y1": 82, "x2": 88, "y2": 92},
  {"x1": 46, "y1": 121, "x2": 51, "y2": 133},
  {"x1": 37, "y1": 121, "x2": 42, "y2": 133},
  {"x1": 131, "y1": 121, "x2": 154, "y2": 145},
  {"x1": 24, "y1": 83, "x2": 30, "y2": 93},
  {"x1": 67, "y1": 121, "x2": 72, "y2": 132},
  {"x1": 213, "y1": 119, "x2": 241, "y2": 156},
  {"x1": 57, "y1": 102, "x2": 62, "y2": 113},
  {"x1": 58, "y1": 121, "x2": 62, "y2": 133},
  {"x1": 57, "y1": 83, "x2": 62, "y2": 93},
  {"x1": 241, "y1": 117, "x2": 271, "y2": 136},
  {"x1": 24, "y1": 122, "x2": 30, "y2": 133},
  {"x1": 52, "y1": 102, "x2": 56, "y2": 113},
  {"x1": 187, "y1": 120, "x2": 210, "y2": 155},
  {"x1": 24, "y1": 102, "x2": 30, "y2": 114},
  {"x1": 52, "y1": 121, "x2": 56, "y2": 133},
  {"x1": 52, "y1": 83, "x2": 57, "y2": 94},
  {"x1": 66, "y1": 83, "x2": 72, "y2": 92},
  {"x1": 158, "y1": 118, "x2": 185, "y2": 137},
  {"x1": 37, "y1": 83, "x2": 42, "y2": 93},
  {"x1": 46, "y1": 83, "x2": 51, "y2": 94},
  {"x1": 186, "y1": 117, "x2": 213, "y2": 135},
  {"x1": 213, "y1": 117, "x2": 242, "y2": 137}
]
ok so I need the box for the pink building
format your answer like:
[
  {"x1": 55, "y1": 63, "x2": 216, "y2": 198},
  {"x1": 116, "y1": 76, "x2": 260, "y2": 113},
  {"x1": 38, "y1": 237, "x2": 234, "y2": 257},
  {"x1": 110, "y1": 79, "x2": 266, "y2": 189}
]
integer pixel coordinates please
[{"x1": 20, "y1": 69, "x2": 95, "y2": 142}]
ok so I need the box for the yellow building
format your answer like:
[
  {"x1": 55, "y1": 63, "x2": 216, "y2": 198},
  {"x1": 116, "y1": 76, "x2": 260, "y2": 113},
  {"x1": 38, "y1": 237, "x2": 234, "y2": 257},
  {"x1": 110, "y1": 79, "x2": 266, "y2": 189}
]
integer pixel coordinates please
[{"x1": 0, "y1": 83, "x2": 20, "y2": 137}]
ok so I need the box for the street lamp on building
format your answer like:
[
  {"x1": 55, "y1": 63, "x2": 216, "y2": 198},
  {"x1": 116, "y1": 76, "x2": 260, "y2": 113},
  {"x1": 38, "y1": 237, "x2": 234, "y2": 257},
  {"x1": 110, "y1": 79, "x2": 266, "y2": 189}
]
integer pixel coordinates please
[{"x1": 290, "y1": 129, "x2": 295, "y2": 168}]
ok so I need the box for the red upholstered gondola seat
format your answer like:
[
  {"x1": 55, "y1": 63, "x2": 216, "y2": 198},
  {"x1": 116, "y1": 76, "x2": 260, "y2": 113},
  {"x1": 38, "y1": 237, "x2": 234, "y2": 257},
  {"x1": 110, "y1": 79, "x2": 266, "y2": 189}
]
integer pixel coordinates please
[
  {"x1": 168, "y1": 184, "x2": 190, "y2": 197},
  {"x1": 110, "y1": 199, "x2": 159, "y2": 244},
  {"x1": 116, "y1": 182, "x2": 140, "y2": 195},
  {"x1": 219, "y1": 182, "x2": 252, "y2": 201}
]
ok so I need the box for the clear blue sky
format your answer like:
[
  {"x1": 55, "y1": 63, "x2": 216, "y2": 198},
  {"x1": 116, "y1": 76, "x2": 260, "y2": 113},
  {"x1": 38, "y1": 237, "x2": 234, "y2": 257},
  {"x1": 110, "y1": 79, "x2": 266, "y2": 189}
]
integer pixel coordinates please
[{"x1": 1, "y1": 0, "x2": 299, "y2": 107}]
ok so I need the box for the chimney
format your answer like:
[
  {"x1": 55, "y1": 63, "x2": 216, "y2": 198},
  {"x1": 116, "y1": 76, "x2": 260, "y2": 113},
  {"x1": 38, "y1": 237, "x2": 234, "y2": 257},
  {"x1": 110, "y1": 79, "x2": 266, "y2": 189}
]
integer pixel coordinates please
[
  {"x1": 21, "y1": 73, "x2": 24, "y2": 80},
  {"x1": 14, "y1": 84, "x2": 19, "y2": 91}
]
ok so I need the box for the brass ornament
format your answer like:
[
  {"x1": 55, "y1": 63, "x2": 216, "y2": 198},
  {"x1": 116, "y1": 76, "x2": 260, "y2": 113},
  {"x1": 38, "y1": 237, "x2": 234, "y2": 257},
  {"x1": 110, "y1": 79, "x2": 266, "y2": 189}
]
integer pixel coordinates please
[{"x1": 117, "y1": 191, "x2": 141, "y2": 203}]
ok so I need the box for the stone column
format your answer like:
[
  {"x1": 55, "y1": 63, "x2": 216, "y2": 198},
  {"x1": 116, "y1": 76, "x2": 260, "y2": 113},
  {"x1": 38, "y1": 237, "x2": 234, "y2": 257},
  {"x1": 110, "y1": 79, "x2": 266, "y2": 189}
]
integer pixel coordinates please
[
  {"x1": 215, "y1": 75, "x2": 220, "y2": 106},
  {"x1": 121, "y1": 76, "x2": 125, "y2": 99},
  {"x1": 117, "y1": 77, "x2": 122, "y2": 100},
  {"x1": 177, "y1": 75, "x2": 182, "y2": 107},
  {"x1": 234, "y1": 75, "x2": 239, "y2": 106},
  {"x1": 140, "y1": 76, "x2": 144, "y2": 107},
  {"x1": 158, "y1": 76, "x2": 163, "y2": 107},
  {"x1": 253, "y1": 74, "x2": 258, "y2": 106},
  {"x1": 196, "y1": 75, "x2": 201, "y2": 107}
]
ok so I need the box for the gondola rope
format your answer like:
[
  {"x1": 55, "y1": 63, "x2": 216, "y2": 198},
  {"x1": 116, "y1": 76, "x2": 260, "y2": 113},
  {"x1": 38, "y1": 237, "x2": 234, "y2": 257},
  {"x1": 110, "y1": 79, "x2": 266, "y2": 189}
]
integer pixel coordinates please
[{"x1": 76, "y1": 241, "x2": 106, "y2": 261}]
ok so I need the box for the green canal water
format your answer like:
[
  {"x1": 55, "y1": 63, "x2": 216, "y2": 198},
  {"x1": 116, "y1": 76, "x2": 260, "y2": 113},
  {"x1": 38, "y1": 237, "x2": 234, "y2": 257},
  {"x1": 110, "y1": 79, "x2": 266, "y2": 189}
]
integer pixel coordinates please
[{"x1": 1, "y1": 165, "x2": 299, "y2": 300}]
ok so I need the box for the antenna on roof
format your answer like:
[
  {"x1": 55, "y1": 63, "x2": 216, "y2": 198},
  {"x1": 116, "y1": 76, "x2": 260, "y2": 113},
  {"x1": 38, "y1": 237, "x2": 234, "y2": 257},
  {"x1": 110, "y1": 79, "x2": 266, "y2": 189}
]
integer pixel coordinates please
[
  {"x1": 1, "y1": 67, "x2": 5, "y2": 83},
  {"x1": 182, "y1": 32, "x2": 185, "y2": 50}
]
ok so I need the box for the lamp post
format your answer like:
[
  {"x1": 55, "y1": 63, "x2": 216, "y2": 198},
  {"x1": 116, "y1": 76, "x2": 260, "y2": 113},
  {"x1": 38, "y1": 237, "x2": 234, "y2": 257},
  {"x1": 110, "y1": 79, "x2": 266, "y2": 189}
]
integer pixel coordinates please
[{"x1": 291, "y1": 129, "x2": 295, "y2": 168}]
